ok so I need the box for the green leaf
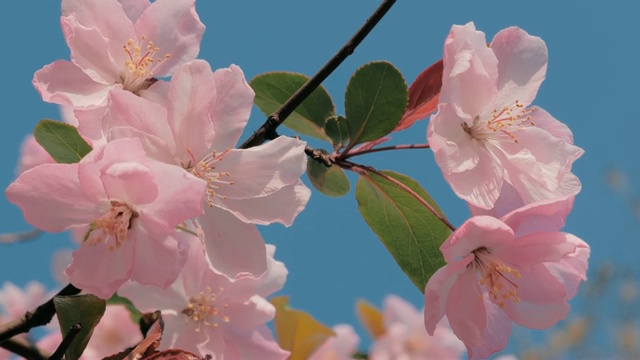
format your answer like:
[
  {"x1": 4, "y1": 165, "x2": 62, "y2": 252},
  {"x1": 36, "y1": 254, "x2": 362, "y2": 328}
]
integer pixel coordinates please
[
  {"x1": 344, "y1": 61, "x2": 407, "y2": 148},
  {"x1": 323, "y1": 115, "x2": 350, "y2": 149},
  {"x1": 54, "y1": 294, "x2": 106, "y2": 360},
  {"x1": 33, "y1": 119, "x2": 92, "y2": 164},
  {"x1": 271, "y1": 296, "x2": 335, "y2": 360},
  {"x1": 306, "y1": 157, "x2": 350, "y2": 197},
  {"x1": 250, "y1": 72, "x2": 335, "y2": 140},
  {"x1": 355, "y1": 170, "x2": 450, "y2": 291},
  {"x1": 107, "y1": 293, "x2": 142, "y2": 324}
]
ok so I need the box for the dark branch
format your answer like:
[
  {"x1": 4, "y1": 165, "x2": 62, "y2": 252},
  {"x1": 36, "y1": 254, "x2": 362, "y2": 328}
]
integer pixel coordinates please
[
  {"x1": 0, "y1": 337, "x2": 49, "y2": 360},
  {"x1": 239, "y1": 0, "x2": 397, "y2": 149},
  {"x1": 0, "y1": 284, "x2": 81, "y2": 343},
  {"x1": 49, "y1": 323, "x2": 82, "y2": 360},
  {"x1": 304, "y1": 145, "x2": 334, "y2": 167}
]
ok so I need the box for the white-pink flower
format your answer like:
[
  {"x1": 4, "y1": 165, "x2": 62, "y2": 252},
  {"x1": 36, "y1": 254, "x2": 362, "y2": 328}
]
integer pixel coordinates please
[
  {"x1": 15, "y1": 135, "x2": 55, "y2": 175},
  {"x1": 309, "y1": 324, "x2": 360, "y2": 360},
  {"x1": 119, "y1": 242, "x2": 289, "y2": 359},
  {"x1": 427, "y1": 23, "x2": 583, "y2": 210},
  {"x1": 33, "y1": 0, "x2": 205, "y2": 107},
  {"x1": 370, "y1": 295, "x2": 465, "y2": 360},
  {"x1": 424, "y1": 196, "x2": 589, "y2": 359},
  {"x1": 0, "y1": 281, "x2": 52, "y2": 322},
  {"x1": 5, "y1": 138, "x2": 206, "y2": 299},
  {"x1": 97, "y1": 60, "x2": 310, "y2": 279}
]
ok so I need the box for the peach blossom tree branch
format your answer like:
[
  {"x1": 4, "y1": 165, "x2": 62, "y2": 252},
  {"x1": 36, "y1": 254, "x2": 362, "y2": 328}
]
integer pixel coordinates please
[{"x1": 239, "y1": 0, "x2": 397, "y2": 149}]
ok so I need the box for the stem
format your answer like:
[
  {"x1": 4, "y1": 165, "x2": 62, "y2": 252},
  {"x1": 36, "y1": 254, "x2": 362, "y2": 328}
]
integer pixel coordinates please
[
  {"x1": 304, "y1": 145, "x2": 334, "y2": 167},
  {"x1": 0, "y1": 284, "x2": 81, "y2": 343},
  {"x1": 343, "y1": 143, "x2": 430, "y2": 159},
  {"x1": 0, "y1": 337, "x2": 49, "y2": 360},
  {"x1": 239, "y1": 0, "x2": 397, "y2": 149},
  {"x1": 339, "y1": 159, "x2": 457, "y2": 232},
  {"x1": 49, "y1": 323, "x2": 82, "y2": 360},
  {"x1": 0, "y1": 229, "x2": 41, "y2": 244}
]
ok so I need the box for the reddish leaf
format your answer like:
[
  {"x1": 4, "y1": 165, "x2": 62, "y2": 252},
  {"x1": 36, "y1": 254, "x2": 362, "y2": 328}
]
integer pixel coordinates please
[
  {"x1": 395, "y1": 59, "x2": 443, "y2": 131},
  {"x1": 132, "y1": 312, "x2": 164, "y2": 358},
  {"x1": 144, "y1": 349, "x2": 211, "y2": 360}
]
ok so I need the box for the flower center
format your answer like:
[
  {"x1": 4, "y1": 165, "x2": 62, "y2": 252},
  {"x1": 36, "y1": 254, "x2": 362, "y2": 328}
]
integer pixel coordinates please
[
  {"x1": 462, "y1": 100, "x2": 536, "y2": 144},
  {"x1": 86, "y1": 200, "x2": 138, "y2": 250},
  {"x1": 472, "y1": 247, "x2": 521, "y2": 308},
  {"x1": 121, "y1": 35, "x2": 170, "y2": 93},
  {"x1": 181, "y1": 287, "x2": 230, "y2": 332},
  {"x1": 191, "y1": 149, "x2": 235, "y2": 206}
]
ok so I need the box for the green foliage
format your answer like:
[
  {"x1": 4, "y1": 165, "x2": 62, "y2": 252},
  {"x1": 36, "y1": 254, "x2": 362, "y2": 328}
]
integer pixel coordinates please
[
  {"x1": 355, "y1": 170, "x2": 450, "y2": 291},
  {"x1": 324, "y1": 115, "x2": 350, "y2": 149},
  {"x1": 107, "y1": 293, "x2": 142, "y2": 324},
  {"x1": 306, "y1": 156, "x2": 350, "y2": 197},
  {"x1": 250, "y1": 72, "x2": 335, "y2": 140},
  {"x1": 344, "y1": 61, "x2": 407, "y2": 148},
  {"x1": 53, "y1": 294, "x2": 106, "y2": 360},
  {"x1": 33, "y1": 119, "x2": 92, "y2": 164}
]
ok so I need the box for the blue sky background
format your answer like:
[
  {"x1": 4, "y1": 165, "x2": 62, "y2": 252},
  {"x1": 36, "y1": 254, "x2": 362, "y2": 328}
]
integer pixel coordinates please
[{"x1": 1, "y1": 1, "x2": 639, "y2": 358}]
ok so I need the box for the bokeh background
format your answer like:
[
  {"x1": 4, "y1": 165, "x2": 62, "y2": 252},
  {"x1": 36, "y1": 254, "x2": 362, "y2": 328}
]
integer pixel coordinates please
[{"x1": 1, "y1": 1, "x2": 639, "y2": 358}]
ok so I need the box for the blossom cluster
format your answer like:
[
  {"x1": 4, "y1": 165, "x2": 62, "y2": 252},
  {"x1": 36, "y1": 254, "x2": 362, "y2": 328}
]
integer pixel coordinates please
[
  {"x1": 1, "y1": 0, "x2": 590, "y2": 358},
  {"x1": 6, "y1": 0, "x2": 309, "y2": 357},
  {"x1": 424, "y1": 23, "x2": 588, "y2": 359}
]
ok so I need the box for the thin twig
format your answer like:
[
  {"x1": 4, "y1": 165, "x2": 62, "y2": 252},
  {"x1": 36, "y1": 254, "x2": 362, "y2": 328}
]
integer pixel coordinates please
[
  {"x1": 49, "y1": 323, "x2": 82, "y2": 360},
  {"x1": 239, "y1": 0, "x2": 397, "y2": 149},
  {"x1": 338, "y1": 159, "x2": 457, "y2": 232},
  {"x1": 342, "y1": 143, "x2": 430, "y2": 159},
  {"x1": 0, "y1": 337, "x2": 49, "y2": 360},
  {"x1": 0, "y1": 284, "x2": 81, "y2": 343},
  {"x1": 0, "y1": 229, "x2": 42, "y2": 244}
]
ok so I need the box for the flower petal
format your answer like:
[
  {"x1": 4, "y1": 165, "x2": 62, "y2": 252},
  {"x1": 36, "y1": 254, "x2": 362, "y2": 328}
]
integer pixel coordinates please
[
  {"x1": 491, "y1": 27, "x2": 548, "y2": 108},
  {"x1": 141, "y1": 162, "x2": 206, "y2": 233},
  {"x1": 33, "y1": 60, "x2": 113, "y2": 107},
  {"x1": 131, "y1": 229, "x2": 187, "y2": 288},
  {"x1": 65, "y1": 232, "x2": 136, "y2": 299},
  {"x1": 500, "y1": 195, "x2": 575, "y2": 236},
  {"x1": 134, "y1": 0, "x2": 205, "y2": 77},
  {"x1": 446, "y1": 270, "x2": 511, "y2": 360},
  {"x1": 424, "y1": 255, "x2": 473, "y2": 334},
  {"x1": 208, "y1": 137, "x2": 307, "y2": 201},
  {"x1": 440, "y1": 22, "x2": 498, "y2": 119},
  {"x1": 5, "y1": 163, "x2": 102, "y2": 232},
  {"x1": 502, "y1": 263, "x2": 571, "y2": 329},
  {"x1": 62, "y1": 15, "x2": 122, "y2": 84},
  {"x1": 214, "y1": 181, "x2": 310, "y2": 226},
  {"x1": 199, "y1": 207, "x2": 268, "y2": 280},
  {"x1": 441, "y1": 216, "x2": 514, "y2": 263}
]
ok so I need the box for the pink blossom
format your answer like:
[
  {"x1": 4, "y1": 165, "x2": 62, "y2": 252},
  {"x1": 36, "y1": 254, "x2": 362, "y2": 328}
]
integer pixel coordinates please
[
  {"x1": 118, "y1": 242, "x2": 289, "y2": 359},
  {"x1": 0, "y1": 282, "x2": 54, "y2": 360},
  {"x1": 370, "y1": 295, "x2": 464, "y2": 360},
  {"x1": 5, "y1": 138, "x2": 206, "y2": 298},
  {"x1": 309, "y1": 324, "x2": 360, "y2": 360},
  {"x1": 427, "y1": 23, "x2": 583, "y2": 210},
  {"x1": 99, "y1": 60, "x2": 310, "y2": 279},
  {"x1": 33, "y1": 0, "x2": 204, "y2": 107},
  {"x1": 0, "y1": 281, "x2": 52, "y2": 320},
  {"x1": 424, "y1": 197, "x2": 589, "y2": 359},
  {"x1": 15, "y1": 135, "x2": 55, "y2": 176}
]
